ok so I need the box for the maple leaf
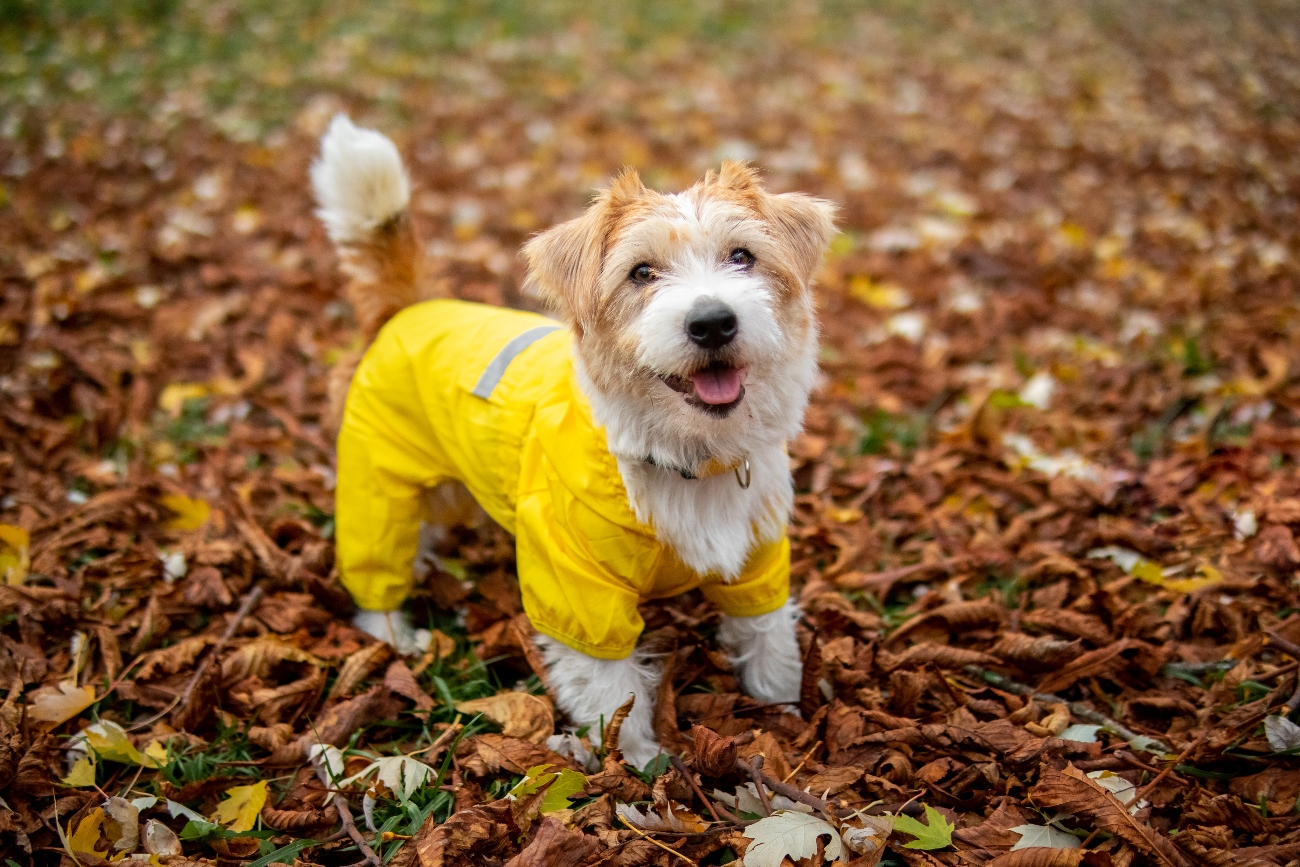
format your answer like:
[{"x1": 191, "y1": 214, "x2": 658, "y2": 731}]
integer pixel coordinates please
[
  {"x1": 893, "y1": 805, "x2": 955, "y2": 850},
  {"x1": 61, "y1": 756, "x2": 96, "y2": 787},
  {"x1": 509, "y1": 763, "x2": 588, "y2": 813},
  {"x1": 213, "y1": 781, "x2": 268, "y2": 832},
  {"x1": 1011, "y1": 824, "x2": 1082, "y2": 850},
  {"x1": 742, "y1": 810, "x2": 843, "y2": 867},
  {"x1": 345, "y1": 754, "x2": 437, "y2": 801},
  {"x1": 160, "y1": 493, "x2": 211, "y2": 531}
]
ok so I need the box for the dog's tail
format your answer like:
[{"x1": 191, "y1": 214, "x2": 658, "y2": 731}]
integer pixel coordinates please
[{"x1": 311, "y1": 114, "x2": 423, "y2": 342}]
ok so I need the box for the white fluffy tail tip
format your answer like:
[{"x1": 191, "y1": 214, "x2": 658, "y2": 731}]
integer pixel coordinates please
[{"x1": 311, "y1": 113, "x2": 411, "y2": 244}]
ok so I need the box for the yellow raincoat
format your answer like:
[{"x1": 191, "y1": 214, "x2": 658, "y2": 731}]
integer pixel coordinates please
[{"x1": 336, "y1": 299, "x2": 790, "y2": 659}]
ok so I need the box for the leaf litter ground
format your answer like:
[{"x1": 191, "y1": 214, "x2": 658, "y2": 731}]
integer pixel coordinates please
[{"x1": 2, "y1": 2, "x2": 1300, "y2": 865}]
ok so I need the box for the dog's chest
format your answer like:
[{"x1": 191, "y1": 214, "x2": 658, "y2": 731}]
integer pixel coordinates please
[{"x1": 617, "y1": 447, "x2": 790, "y2": 579}]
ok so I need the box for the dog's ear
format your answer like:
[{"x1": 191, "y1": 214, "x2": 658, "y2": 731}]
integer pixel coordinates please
[
  {"x1": 523, "y1": 169, "x2": 647, "y2": 334},
  {"x1": 713, "y1": 160, "x2": 762, "y2": 196},
  {"x1": 760, "y1": 192, "x2": 838, "y2": 287}
]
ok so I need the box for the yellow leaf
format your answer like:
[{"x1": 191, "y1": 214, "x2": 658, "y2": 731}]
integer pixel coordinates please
[
  {"x1": 28, "y1": 680, "x2": 97, "y2": 725},
  {"x1": 68, "y1": 808, "x2": 110, "y2": 859},
  {"x1": 1164, "y1": 563, "x2": 1224, "y2": 594},
  {"x1": 157, "y1": 383, "x2": 209, "y2": 416},
  {"x1": 827, "y1": 507, "x2": 864, "y2": 524},
  {"x1": 161, "y1": 494, "x2": 211, "y2": 532},
  {"x1": 0, "y1": 524, "x2": 29, "y2": 585},
  {"x1": 214, "y1": 781, "x2": 268, "y2": 832},
  {"x1": 144, "y1": 740, "x2": 171, "y2": 765},
  {"x1": 847, "y1": 275, "x2": 910, "y2": 310},
  {"x1": 62, "y1": 756, "x2": 97, "y2": 787},
  {"x1": 1130, "y1": 560, "x2": 1165, "y2": 586},
  {"x1": 84, "y1": 719, "x2": 160, "y2": 767}
]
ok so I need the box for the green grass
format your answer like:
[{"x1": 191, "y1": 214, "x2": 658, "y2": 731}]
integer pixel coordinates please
[{"x1": 155, "y1": 719, "x2": 261, "y2": 789}]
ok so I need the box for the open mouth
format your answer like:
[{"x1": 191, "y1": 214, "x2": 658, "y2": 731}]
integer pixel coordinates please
[{"x1": 659, "y1": 362, "x2": 748, "y2": 417}]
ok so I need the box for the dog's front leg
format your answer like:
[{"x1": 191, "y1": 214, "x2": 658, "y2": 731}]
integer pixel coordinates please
[
  {"x1": 535, "y1": 635, "x2": 662, "y2": 770},
  {"x1": 718, "y1": 601, "x2": 802, "y2": 705}
]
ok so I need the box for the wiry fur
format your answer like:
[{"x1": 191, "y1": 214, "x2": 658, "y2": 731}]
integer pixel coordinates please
[
  {"x1": 718, "y1": 601, "x2": 803, "y2": 704},
  {"x1": 536, "y1": 635, "x2": 662, "y2": 769},
  {"x1": 314, "y1": 117, "x2": 837, "y2": 766},
  {"x1": 312, "y1": 115, "x2": 430, "y2": 432}
]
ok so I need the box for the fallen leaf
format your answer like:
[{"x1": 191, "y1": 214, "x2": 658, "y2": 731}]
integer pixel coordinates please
[
  {"x1": 742, "y1": 809, "x2": 843, "y2": 867},
  {"x1": 1265, "y1": 715, "x2": 1300, "y2": 752},
  {"x1": 28, "y1": 680, "x2": 96, "y2": 725},
  {"x1": 510, "y1": 764, "x2": 588, "y2": 813},
  {"x1": 213, "y1": 781, "x2": 268, "y2": 832},
  {"x1": 62, "y1": 755, "x2": 97, "y2": 787},
  {"x1": 0, "y1": 524, "x2": 30, "y2": 585},
  {"x1": 457, "y1": 692, "x2": 554, "y2": 743},
  {"x1": 1031, "y1": 764, "x2": 1189, "y2": 867},
  {"x1": 160, "y1": 494, "x2": 211, "y2": 532},
  {"x1": 346, "y1": 754, "x2": 436, "y2": 801},
  {"x1": 68, "y1": 807, "x2": 111, "y2": 861},
  {"x1": 841, "y1": 814, "x2": 894, "y2": 866},
  {"x1": 893, "y1": 804, "x2": 955, "y2": 850},
  {"x1": 1010, "y1": 824, "x2": 1081, "y2": 850}
]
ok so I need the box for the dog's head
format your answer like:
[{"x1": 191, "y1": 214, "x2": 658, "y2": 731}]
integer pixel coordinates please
[{"x1": 523, "y1": 162, "x2": 836, "y2": 464}]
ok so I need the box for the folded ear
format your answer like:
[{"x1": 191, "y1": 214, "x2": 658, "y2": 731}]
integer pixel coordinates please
[
  {"x1": 760, "y1": 192, "x2": 838, "y2": 287},
  {"x1": 522, "y1": 206, "x2": 605, "y2": 333},
  {"x1": 522, "y1": 169, "x2": 647, "y2": 334}
]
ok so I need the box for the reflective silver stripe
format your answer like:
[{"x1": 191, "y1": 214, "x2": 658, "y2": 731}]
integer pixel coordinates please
[{"x1": 471, "y1": 325, "x2": 562, "y2": 398}]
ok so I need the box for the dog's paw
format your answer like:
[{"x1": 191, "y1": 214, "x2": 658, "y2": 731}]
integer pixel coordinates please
[{"x1": 353, "y1": 609, "x2": 430, "y2": 655}]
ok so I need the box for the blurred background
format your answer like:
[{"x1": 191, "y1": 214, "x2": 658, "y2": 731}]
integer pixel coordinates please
[{"x1": 1, "y1": 0, "x2": 1298, "y2": 521}]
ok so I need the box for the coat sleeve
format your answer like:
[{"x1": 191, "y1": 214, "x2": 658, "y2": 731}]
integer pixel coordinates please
[
  {"x1": 700, "y1": 534, "x2": 791, "y2": 619},
  {"x1": 335, "y1": 339, "x2": 451, "y2": 612}
]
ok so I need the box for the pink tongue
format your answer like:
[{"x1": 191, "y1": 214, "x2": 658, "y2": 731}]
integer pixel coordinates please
[{"x1": 691, "y1": 366, "x2": 744, "y2": 405}]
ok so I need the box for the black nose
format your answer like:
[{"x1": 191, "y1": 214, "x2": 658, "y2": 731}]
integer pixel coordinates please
[{"x1": 685, "y1": 298, "x2": 738, "y2": 349}]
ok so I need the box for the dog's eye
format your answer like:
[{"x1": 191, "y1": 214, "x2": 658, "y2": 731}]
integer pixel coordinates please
[
  {"x1": 629, "y1": 263, "x2": 656, "y2": 283},
  {"x1": 727, "y1": 248, "x2": 755, "y2": 268}
]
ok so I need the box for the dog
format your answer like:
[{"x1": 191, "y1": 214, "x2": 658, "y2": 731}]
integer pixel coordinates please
[{"x1": 311, "y1": 115, "x2": 836, "y2": 767}]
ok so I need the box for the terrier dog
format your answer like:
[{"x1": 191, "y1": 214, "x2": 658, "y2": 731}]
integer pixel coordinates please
[{"x1": 312, "y1": 115, "x2": 836, "y2": 766}]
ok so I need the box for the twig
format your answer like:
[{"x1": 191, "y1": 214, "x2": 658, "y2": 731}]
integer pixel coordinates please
[
  {"x1": 668, "y1": 755, "x2": 727, "y2": 824},
  {"x1": 333, "y1": 793, "x2": 382, "y2": 867},
  {"x1": 128, "y1": 583, "x2": 265, "y2": 732},
  {"x1": 1266, "y1": 631, "x2": 1300, "y2": 713},
  {"x1": 784, "y1": 740, "x2": 822, "y2": 783},
  {"x1": 743, "y1": 756, "x2": 773, "y2": 816},
  {"x1": 407, "y1": 717, "x2": 463, "y2": 758},
  {"x1": 737, "y1": 756, "x2": 853, "y2": 820},
  {"x1": 1135, "y1": 730, "x2": 1208, "y2": 802},
  {"x1": 964, "y1": 666, "x2": 1168, "y2": 753},
  {"x1": 617, "y1": 814, "x2": 698, "y2": 865}
]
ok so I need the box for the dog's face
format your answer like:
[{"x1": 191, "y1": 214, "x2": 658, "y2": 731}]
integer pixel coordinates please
[{"x1": 524, "y1": 162, "x2": 836, "y2": 461}]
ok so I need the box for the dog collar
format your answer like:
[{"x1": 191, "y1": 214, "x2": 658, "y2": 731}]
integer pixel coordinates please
[{"x1": 643, "y1": 454, "x2": 751, "y2": 489}]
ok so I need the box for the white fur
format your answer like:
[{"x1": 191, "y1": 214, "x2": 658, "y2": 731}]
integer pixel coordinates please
[
  {"x1": 353, "y1": 609, "x2": 431, "y2": 656},
  {"x1": 717, "y1": 601, "x2": 803, "y2": 704},
  {"x1": 311, "y1": 114, "x2": 411, "y2": 244},
  {"x1": 535, "y1": 634, "x2": 663, "y2": 769}
]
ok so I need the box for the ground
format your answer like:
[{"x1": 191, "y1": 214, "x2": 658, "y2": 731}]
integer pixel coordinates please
[{"x1": 2, "y1": 1, "x2": 1300, "y2": 865}]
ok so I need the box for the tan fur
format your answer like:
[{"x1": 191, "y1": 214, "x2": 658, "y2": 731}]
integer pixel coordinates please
[{"x1": 324, "y1": 211, "x2": 446, "y2": 432}]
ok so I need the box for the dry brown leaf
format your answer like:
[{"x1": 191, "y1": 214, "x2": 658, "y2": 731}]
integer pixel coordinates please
[
  {"x1": 457, "y1": 692, "x2": 553, "y2": 743},
  {"x1": 1030, "y1": 764, "x2": 1190, "y2": 867}
]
